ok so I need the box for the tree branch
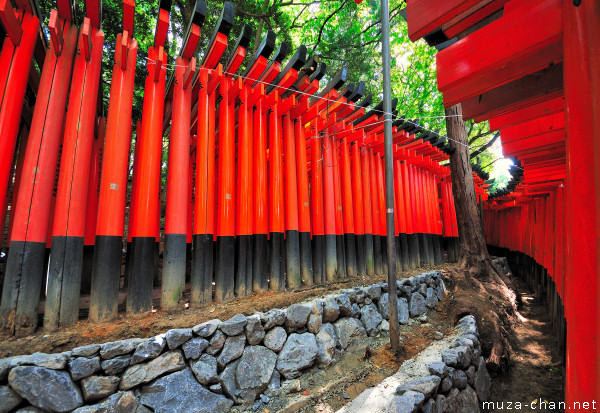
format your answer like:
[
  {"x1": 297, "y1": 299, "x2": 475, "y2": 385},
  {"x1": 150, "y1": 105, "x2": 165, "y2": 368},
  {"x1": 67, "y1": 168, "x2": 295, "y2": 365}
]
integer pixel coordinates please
[
  {"x1": 470, "y1": 132, "x2": 500, "y2": 159},
  {"x1": 310, "y1": 0, "x2": 347, "y2": 56}
]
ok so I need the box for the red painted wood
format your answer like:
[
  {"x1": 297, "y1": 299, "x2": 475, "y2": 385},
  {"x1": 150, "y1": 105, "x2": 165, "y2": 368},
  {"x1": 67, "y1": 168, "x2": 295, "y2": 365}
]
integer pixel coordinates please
[
  {"x1": 461, "y1": 63, "x2": 563, "y2": 121},
  {"x1": 489, "y1": 97, "x2": 564, "y2": 130},
  {"x1": 406, "y1": 0, "x2": 482, "y2": 41}
]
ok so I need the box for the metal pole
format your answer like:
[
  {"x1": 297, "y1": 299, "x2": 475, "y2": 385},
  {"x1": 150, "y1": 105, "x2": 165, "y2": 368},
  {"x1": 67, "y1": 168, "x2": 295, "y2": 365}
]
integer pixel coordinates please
[{"x1": 381, "y1": 0, "x2": 401, "y2": 353}]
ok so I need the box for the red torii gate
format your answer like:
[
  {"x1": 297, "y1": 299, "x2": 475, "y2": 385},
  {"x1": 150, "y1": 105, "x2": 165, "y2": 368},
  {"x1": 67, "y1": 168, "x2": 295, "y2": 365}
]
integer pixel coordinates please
[
  {"x1": 0, "y1": 0, "x2": 462, "y2": 338},
  {"x1": 406, "y1": 0, "x2": 600, "y2": 404}
]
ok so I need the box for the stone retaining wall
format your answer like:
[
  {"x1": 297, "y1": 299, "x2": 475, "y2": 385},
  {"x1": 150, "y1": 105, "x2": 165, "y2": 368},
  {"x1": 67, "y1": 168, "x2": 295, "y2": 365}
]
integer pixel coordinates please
[
  {"x1": 0, "y1": 271, "x2": 446, "y2": 413},
  {"x1": 338, "y1": 314, "x2": 491, "y2": 413}
]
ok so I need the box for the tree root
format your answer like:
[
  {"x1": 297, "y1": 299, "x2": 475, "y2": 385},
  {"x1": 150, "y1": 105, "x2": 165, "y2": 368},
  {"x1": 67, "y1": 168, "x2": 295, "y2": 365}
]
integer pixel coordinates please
[{"x1": 444, "y1": 262, "x2": 519, "y2": 372}]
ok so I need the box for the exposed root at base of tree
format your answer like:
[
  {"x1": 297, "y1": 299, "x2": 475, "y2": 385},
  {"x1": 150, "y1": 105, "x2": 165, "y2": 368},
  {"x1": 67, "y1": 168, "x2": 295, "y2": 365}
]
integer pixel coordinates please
[{"x1": 442, "y1": 256, "x2": 520, "y2": 372}]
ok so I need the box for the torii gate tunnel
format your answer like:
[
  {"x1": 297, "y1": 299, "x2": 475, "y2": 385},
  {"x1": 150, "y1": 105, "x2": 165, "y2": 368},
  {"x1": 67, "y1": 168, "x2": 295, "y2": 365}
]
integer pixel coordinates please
[
  {"x1": 406, "y1": 0, "x2": 600, "y2": 405},
  {"x1": 0, "y1": 0, "x2": 459, "y2": 337}
]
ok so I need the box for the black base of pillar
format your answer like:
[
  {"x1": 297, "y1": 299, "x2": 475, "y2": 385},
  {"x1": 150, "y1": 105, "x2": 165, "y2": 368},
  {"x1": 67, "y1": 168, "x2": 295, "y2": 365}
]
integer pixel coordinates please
[
  {"x1": 299, "y1": 232, "x2": 313, "y2": 285},
  {"x1": 365, "y1": 233, "x2": 375, "y2": 275},
  {"x1": 345, "y1": 233, "x2": 357, "y2": 277},
  {"x1": 127, "y1": 237, "x2": 156, "y2": 314},
  {"x1": 81, "y1": 245, "x2": 94, "y2": 294},
  {"x1": 89, "y1": 235, "x2": 123, "y2": 322},
  {"x1": 235, "y1": 235, "x2": 253, "y2": 297},
  {"x1": 373, "y1": 233, "x2": 383, "y2": 275},
  {"x1": 215, "y1": 236, "x2": 235, "y2": 301},
  {"x1": 325, "y1": 234, "x2": 337, "y2": 282},
  {"x1": 336, "y1": 234, "x2": 346, "y2": 278},
  {"x1": 407, "y1": 233, "x2": 420, "y2": 269},
  {"x1": 191, "y1": 234, "x2": 214, "y2": 305},
  {"x1": 162, "y1": 233, "x2": 187, "y2": 308},
  {"x1": 252, "y1": 234, "x2": 268, "y2": 292},
  {"x1": 45, "y1": 236, "x2": 85, "y2": 329},
  {"x1": 312, "y1": 235, "x2": 325, "y2": 284},
  {"x1": 285, "y1": 230, "x2": 301, "y2": 289},
  {"x1": 380, "y1": 235, "x2": 388, "y2": 274},
  {"x1": 269, "y1": 232, "x2": 285, "y2": 291},
  {"x1": 355, "y1": 234, "x2": 366, "y2": 276},
  {"x1": 0, "y1": 241, "x2": 46, "y2": 335},
  {"x1": 399, "y1": 233, "x2": 409, "y2": 271}
]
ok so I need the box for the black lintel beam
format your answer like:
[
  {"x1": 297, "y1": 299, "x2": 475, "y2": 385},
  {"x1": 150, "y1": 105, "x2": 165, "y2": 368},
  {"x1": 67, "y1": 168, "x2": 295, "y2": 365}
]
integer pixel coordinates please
[
  {"x1": 200, "y1": 1, "x2": 235, "y2": 67},
  {"x1": 225, "y1": 23, "x2": 252, "y2": 70},
  {"x1": 252, "y1": 41, "x2": 290, "y2": 87},
  {"x1": 266, "y1": 45, "x2": 307, "y2": 94}
]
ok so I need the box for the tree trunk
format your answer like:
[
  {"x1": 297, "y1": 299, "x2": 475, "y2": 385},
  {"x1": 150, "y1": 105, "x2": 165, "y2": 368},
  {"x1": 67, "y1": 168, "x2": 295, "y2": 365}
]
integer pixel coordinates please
[
  {"x1": 445, "y1": 103, "x2": 519, "y2": 371},
  {"x1": 445, "y1": 103, "x2": 492, "y2": 276}
]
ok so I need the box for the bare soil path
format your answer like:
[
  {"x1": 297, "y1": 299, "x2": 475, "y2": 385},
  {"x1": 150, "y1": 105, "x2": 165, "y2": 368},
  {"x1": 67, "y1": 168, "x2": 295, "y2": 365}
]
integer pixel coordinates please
[{"x1": 484, "y1": 276, "x2": 564, "y2": 412}]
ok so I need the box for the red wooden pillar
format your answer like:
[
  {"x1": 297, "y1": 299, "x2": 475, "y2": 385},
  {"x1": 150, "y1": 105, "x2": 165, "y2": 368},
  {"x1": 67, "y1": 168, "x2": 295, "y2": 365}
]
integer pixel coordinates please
[
  {"x1": 252, "y1": 93, "x2": 268, "y2": 291},
  {"x1": 235, "y1": 84, "x2": 253, "y2": 296},
  {"x1": 332, "y1": 138, "x2": 346, "y2": 278},
  {"x1": 341, "y1": 137, "x2": 356, "y2": 277},
  {"x1": 283, "y1": 112, "x2": 301, "y2": 288},
  {"x1": 369, "y1": 150, "x2": 382, "y2": 274},
  {"x1": 0, "y1": 9, "x2": 38, "y2": 246},
  {"x1": 402, "y1": 162, "x2": 419, "y2": 268},
  {"x1": 45, "y1": 22, "x2": 104, "y2": 330},
  {"x1": 162, "y1": 55, "x2": 194, "y2": 308},
  {"x1": 394, "y1": 159, "x2": 409, "y2": 270},
  {"x1": 295, "y1": 116, "x2": 313, "y2": 284},
  {"x1": 351, "y1": 143, "x2": 366, "y2": 275},
  {"x1": 311, "y1": 129, "x2": 326, "y2": 283},
  {"x1": 376, "y1": 154, "x2": 388, "y2": 273},
  {"x1": 322, "y1": 129, "x2": 337, "y2": 281},
  {"x1": 563, "y1": 0, "x2": 600, "y2": 402},
  {"x1": 81, "y1": 118, "x2": 105, "y2": 295},
  {"x1": 360, "y1": 147, "x2": 375, "y2": 275},
  {"x1": 5, "y1": 127, "x2": 29, "y2": 250},
  {"x1": 192, "y1": 68, "x2": 216, "y2": 304},
  {"x1": 268, "y1": 102, "x2": 285, "y2": 290},
  {"x1": 128, "y1": 45, "x2": 167, "y2": 314},
  {"x1": 215, "y1": 74, "x2": 235, "y2": 300},
  {"x1": 1, "y1": 12, "x2": 77, "y2": 334}
]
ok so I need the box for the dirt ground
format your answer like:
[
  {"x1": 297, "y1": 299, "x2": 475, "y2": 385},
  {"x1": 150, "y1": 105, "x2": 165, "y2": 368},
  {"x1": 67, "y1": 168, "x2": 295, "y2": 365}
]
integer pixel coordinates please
[{"x1": 483, "y1": 276, "x2": 564, "y2": 412}]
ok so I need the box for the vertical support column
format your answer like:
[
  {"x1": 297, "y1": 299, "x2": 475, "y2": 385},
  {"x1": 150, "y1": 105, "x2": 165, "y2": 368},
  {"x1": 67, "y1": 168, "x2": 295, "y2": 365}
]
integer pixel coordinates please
[
  {"x1": 82, "y1": 119, "x2": 104, "y2": 294},
  {"x1": 283, "y1": 112, "x2": 301, "y2": 289},
  {"x1": 0, "y1": 11, "x2": 38, "y2": 247},
  {"x1": 268, "y1": 103, "x2": 285, "y2": 290},
  {"x1": 128, "y1": 46, "x2": 167, "y2": 314},
  {"x1": 322, "y1": 129, "x2": 338, "y2": 281},
  {"x1": 341, "y1": 138, "x2": 356, "y2": 277},
  {"x1": 563, "y1": 0, "x2": 599, "y2": 402},
  {"x1": 351, "y1": 143, "x2": 366, "y2": 275},
  {"x1": 1, "y1": 13, "x2": 76, "y2": 334},
  {"x1": 162, "y1": 56, "x2": 194, "y2": 308},
  {"x1": 295, "y1": 116, "x2": 313, "y2": 285},
  {"x1": 402, "y1": 162, "x2": 419, "y2": 268},
  {"x1": 235, "y1": 84, "x2": 253, "y2": 297},
  {"x1": 376, "y1": 154, "x2": 388, "y2": 274},
  {"x1": 311, "y1": 130, "x2": 325, "y2": 284},
  {"x1": 252, "y1": 94, "x2": 268, "y2": 292},
  {"x1": 192, "y1": 68, "x2": 216, "y2": 304},
  {"x1": 215, "y1": 75, "x2": 235, "y2": 300},
  {"x1": 369, "y1": 150, "x2": 382, "y2": 274},
  {"x1": 394, "y1": 159, "x2": 409, "y2": 270},
  {"x1": 361, "y1": 146, "x2": 375, "y2": 275},
  {"x1": 333, "y1": 138, "x2": 346, "y2": 278},
  {"x1": 46, "y1": 23, "x2": 104, "y2": 330}
]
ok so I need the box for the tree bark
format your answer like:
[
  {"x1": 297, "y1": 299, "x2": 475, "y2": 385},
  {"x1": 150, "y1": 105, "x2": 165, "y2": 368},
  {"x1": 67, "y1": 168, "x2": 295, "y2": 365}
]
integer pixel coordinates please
[
  {"x1": 445, "y1": 103, "x2": 519, "y2": 371},
  {"x1": 445, "y1": 103, "x2": 491, "y2": 273}
]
